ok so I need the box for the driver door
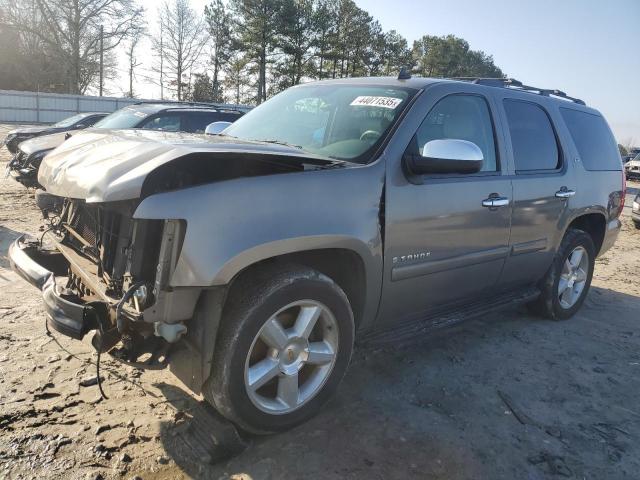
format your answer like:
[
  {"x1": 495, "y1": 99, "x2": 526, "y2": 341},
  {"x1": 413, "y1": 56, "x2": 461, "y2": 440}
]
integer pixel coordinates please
[{"x1": 378, "y1": 91, "x2": 513, "y2": 326}]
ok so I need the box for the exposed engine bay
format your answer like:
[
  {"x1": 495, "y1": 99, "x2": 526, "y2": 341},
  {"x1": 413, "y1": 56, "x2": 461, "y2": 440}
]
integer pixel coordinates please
[{"x1": 38, "y1": 194, "x2": 183, "y2": 370}]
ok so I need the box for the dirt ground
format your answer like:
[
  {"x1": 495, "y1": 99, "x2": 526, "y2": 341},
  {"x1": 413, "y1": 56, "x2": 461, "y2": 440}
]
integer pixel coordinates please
[{"x1": 1, "y1": 122, "x2": 639, "y2": 480}]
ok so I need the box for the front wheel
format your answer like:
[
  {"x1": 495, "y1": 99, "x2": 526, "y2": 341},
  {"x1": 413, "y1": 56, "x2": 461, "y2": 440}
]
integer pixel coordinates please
[
  {"x1": 203, "y1": 264, "x2": 354, "y2": 434},
  {"x1": 528, "y1": 229, "x2": 595, "y2": 320}
]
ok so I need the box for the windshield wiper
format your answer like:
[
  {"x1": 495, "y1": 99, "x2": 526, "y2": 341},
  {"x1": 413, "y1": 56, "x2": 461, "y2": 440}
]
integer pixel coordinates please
[{"x1": 254, "y1": 138, "x2": 304, "y2": 150}]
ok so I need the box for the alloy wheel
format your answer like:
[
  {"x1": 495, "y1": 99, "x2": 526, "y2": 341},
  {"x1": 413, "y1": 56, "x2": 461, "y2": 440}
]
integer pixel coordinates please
[
  {"x1": 244, "y1": 300, "x2": 339, "y2": 415},
  {"x1": 558, "y1": 246, "x2": 589, "y2": 309}
]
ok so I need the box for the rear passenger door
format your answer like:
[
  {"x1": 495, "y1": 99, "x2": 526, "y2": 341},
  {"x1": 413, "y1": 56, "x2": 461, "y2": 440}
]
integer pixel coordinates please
[{"x1": 498, "y1": 96, "x2": 576, "y2": 287}]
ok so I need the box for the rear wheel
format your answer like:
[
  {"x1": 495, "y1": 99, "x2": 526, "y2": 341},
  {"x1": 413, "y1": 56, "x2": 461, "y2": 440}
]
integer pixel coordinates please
[
  {"x1": 203, "y1": 264, "x2": 354, "y2": 434},
  {"x1": 528, "y1": 229, "x2": 595, "y2": 320}
]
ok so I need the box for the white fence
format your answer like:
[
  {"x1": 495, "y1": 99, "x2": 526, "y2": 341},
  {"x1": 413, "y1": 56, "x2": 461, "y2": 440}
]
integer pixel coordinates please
[{"x1": 0, "y1": 89, "x2": 146, "y2": 124}]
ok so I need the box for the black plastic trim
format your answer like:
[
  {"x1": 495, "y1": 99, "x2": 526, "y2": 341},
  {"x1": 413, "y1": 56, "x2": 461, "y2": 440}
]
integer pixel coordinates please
[{"x1": 8, "y1": 235, "x2": 96, "y2": 340}]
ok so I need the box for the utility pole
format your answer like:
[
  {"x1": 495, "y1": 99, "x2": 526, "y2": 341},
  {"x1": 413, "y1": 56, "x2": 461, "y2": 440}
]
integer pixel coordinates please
[{"x1": 99, "y1": 25, "x2": 104, "y2": 96}]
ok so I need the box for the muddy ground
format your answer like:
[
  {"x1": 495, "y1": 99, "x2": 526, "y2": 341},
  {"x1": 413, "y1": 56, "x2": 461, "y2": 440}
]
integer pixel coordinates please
[{"x1": 1, "y1": 122, "x2": 639, "y2": 480}]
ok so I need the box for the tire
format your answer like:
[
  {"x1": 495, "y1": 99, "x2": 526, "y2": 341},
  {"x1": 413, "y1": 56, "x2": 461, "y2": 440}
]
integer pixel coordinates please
[
  {"x1": 528, "y1": 229, "x2": 595, "y2": 320},
  {"x1": 203, "y1": 263, "x2": 354, "y2": 434},
  {"x1": 634, "y1": 220, "x2": 640, "y2": 230}
]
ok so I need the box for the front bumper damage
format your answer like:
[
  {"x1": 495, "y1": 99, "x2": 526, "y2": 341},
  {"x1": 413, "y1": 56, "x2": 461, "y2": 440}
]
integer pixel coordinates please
[
  {"x1": 6, "y1": 150, "x2": 44, "y2": 188},
  {"x1": 9, "y1": 228, "x2": 201, "y2": 370},
  {"x1": 9, "y1": 235, "x2": 97, "y2": 339},
  {"x1": 3, "y1": 135, "x2": 20, "y2": 154}
]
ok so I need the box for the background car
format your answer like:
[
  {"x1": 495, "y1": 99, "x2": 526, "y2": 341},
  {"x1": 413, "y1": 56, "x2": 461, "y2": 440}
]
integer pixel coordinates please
[
  {"x1": 625, "y1": 153, "x2": 640, "y2": 181},
  {"x1": 2, "y1": 112, "x2": 108, "y2": 154},
  {"x1": 633, "y1": 192, "x2": 640, "y2": 229},
  {"x1": 7, "y1": 102, "x2": 250, "y2": 187}
]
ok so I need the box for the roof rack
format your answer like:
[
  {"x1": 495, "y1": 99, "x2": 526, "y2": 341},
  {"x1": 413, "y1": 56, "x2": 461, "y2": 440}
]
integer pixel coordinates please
[
  {"x1": 451, "y1": 77, "x2": 585, "y2": 105},
  {"x1": 130, "y1": 100, "x2": 252, "y2": 112}
]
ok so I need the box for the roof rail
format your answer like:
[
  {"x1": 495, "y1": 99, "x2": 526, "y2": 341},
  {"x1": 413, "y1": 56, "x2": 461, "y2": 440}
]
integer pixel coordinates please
[
  {"x1": 450, "y1": 77, "x2": 585, "y2": 105},
  {"x1": 130, "y1": 100, "x2": 253, "y2": 112}
]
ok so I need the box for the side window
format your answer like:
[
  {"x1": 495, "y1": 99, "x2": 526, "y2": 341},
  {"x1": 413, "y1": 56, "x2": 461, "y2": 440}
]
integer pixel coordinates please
[
  {"x1": 85, "y1": 115, "x2": 103, "y2": 126},
  {"x1": 140, "y1": 114, "x2": 182, "y2": 132},
  {"x1": 503, "y1": 100, "x2": 560, "y2": 171},
  {"x1": 185, "y1": 112, "x2": 215, "y2": 134},
  {"x1": 216, "y1": 112, "x2": 243, "y2": 123},
  {"x1": 414, "y1": 94, "x2": 498, "y2": 172},
  {"x1": 560, "y1": 108, "x2": 621, "y2": 171},
  {"x1": 186, "y1": 112, "x2": 243, "y2": 133}
]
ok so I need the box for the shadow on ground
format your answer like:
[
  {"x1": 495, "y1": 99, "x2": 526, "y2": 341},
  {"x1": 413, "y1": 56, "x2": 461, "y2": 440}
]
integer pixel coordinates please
[
  {"x1": 153, "y1": 285, "x2": 640, "y2": 479},
  {"x1": 0, "y1": 224, "x2": 22, "y2": 270}
]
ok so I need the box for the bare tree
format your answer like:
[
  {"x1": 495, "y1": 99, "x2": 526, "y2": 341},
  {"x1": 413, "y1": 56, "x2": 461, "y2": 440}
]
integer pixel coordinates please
[
  {"x1": 622, "y1": 137, "x2": 638, "y2": 152},
  {"x1": 0, "y1": 0, "x2": 143, "y2": 94},
  {"x1": 125, "y1": 23, "x2": 146, "y2": 98},
  {"x1": 156, "y1": 0, "x2": 207, "y2": 101}
]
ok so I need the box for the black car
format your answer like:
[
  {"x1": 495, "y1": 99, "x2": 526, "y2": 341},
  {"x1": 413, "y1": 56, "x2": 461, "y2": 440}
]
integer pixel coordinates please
[
  {"x1": 2, "y1": 112, "x2": 108, "y2": 154},
  {"x1": 7, "y1": 102, "x2": 250, "y2": 187}
]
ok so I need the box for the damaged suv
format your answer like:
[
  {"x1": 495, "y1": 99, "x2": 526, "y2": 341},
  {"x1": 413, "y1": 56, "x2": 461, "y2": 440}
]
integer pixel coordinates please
[{"x1": 9, "y1": 76, "x2": 624, "y2": 434}]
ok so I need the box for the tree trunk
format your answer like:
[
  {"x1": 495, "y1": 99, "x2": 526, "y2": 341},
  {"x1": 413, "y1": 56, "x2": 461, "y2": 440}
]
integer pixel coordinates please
[
  {"x1": 72, "y1": 1, "x2": 81, "y2": 94},
  {"x1": 212, "y1": 57, "x2": 219, "y2": 99},
  {"x1": 259, "y1": 43, "x2": 266, "y2": 103},
  {"x1": 129, "y1": 60, "x2": 133, "y2": 97}
]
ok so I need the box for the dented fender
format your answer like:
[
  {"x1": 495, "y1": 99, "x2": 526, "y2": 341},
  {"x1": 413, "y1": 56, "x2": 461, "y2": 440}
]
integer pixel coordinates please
[{"x1": 134, "y1": 161, "x2": 386, "y2": 330}]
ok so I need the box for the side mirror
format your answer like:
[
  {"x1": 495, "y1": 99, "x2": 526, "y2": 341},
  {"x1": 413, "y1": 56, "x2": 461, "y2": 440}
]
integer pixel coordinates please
[
  {"x1": 205, "y1": 121, "x2": 232, "y2": 135},
  {"x1": 404, "y1": 139, "x2": 483, "y2": 181}
]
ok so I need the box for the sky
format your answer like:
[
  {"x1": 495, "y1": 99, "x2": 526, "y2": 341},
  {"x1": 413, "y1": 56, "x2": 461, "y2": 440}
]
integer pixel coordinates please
[{"x1": 113, "y1": 0, "x2": 640, "y2": 144}]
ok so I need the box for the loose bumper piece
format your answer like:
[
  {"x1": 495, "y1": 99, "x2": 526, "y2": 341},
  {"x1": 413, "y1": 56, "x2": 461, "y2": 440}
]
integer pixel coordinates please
[{"x1": 8, "y1": 235, "x2": 96, "y2": 339}]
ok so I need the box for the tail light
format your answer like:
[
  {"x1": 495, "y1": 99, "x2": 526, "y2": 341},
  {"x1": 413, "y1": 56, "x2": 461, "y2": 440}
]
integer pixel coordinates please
[{"x1": 615, "y1": 170, "x2": 626, "y2": 218}]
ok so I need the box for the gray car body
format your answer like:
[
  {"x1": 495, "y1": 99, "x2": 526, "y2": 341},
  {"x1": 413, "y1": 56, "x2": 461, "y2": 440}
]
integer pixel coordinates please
[
  {"x1": 24, "y1": 77, "x2": 623, "y2": 389},
  {"x1": 127, "y1": 78, "x2": 621, "y2": 334}
]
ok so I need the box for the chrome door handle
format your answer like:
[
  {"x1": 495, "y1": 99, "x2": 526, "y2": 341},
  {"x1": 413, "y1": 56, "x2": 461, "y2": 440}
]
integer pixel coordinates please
[
  {"x1": 555, "y1": 189, "x2": 576, "y2": 199},
  {"x1": 482, "y1": 196, "x2": 510, "y2": 208}
]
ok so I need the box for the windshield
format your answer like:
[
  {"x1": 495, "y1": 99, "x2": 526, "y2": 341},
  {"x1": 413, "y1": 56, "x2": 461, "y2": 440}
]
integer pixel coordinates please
[
  {"x1": 93, "y1": 107, "x2": 148, "y2": 129},
  {"x1": 223, "y1": 84, "x2": 416, "y2": 162},
  {"x1": 54, "y1": 113, "x2": 90, "y2": 128}
]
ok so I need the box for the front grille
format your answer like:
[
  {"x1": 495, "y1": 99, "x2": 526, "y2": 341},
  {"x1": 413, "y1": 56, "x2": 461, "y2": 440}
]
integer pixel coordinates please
[
  {"x1": 65, "y1": 201, "x2": 127, "y2": 294},
  {"x1": 60, "y1": 199, "x2": 163, "y2": 300},
  {"x1": 70, "y1": 203, "x2": 100, "y2": 247}
]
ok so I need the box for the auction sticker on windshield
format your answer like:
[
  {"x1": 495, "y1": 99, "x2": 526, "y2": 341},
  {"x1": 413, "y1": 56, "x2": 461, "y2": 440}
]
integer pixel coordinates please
[{"x1": 350, "y1": 96, "x2": 403, "y2": 109}]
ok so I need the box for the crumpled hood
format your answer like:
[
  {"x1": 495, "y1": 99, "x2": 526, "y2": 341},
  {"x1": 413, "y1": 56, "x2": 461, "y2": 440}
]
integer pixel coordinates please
[
  {"x1": 9, "y1": 126, "x2": 55, "y2": 136},
  {"x1": 39, "y1": 129, "x2": 339, "y2": 203},
  {"x1": 19, "y1": 132, "x2": 68, "y2": 155}
]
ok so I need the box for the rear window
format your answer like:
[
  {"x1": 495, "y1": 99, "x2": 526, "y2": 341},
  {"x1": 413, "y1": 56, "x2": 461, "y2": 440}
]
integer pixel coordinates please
[
  {"x1": 504, "y1": 100, "x2": 560, "y2": 171},
  {"x1": 560, "y1": 108, "x2": 621, "y2": 171}
]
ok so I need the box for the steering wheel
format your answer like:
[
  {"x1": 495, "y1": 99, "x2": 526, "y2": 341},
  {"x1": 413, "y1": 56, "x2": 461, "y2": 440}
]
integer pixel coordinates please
[{"x1": 360, "y1": 130, "x2": 381, "y2": 142}]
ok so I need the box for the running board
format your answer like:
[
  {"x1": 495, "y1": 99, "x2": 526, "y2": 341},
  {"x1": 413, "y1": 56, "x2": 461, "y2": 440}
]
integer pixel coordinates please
[{"x1": 360, "y1": 286, "x2": 540, "y2": 347}]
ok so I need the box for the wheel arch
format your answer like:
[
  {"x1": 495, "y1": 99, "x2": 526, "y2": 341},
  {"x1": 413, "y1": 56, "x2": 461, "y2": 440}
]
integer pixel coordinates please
[
  {"x1": 225, "y1": 247, "x2": 370, "y2": 332},
  {"x1": 566, "y1": 211, "x2": 606, "y2": 255}
]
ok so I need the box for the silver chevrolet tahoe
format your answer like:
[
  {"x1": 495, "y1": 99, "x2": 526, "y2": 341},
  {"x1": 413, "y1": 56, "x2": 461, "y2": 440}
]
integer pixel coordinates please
[{"x1": 9, "y1": 75, "x2": 625, "y2": 434}]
